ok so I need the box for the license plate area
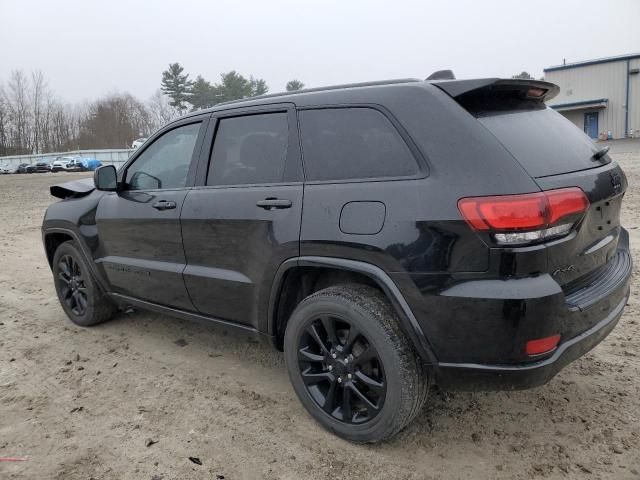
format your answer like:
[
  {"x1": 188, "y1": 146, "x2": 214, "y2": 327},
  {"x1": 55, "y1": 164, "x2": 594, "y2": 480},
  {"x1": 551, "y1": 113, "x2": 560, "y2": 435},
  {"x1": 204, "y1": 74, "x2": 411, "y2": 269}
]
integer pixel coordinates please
[{"x1": 591, "y1": 196, "x2": 622, "y2": 234}]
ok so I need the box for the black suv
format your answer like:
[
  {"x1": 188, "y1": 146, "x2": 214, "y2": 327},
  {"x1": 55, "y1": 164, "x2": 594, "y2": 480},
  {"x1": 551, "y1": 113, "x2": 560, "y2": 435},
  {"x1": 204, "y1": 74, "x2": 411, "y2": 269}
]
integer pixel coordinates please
[
  {"x1": 30, "y1": 161, "x2": 51, "y2": 173},
  {"x1": 42, "y1": 77, "x2": 632, "y2": 443}
]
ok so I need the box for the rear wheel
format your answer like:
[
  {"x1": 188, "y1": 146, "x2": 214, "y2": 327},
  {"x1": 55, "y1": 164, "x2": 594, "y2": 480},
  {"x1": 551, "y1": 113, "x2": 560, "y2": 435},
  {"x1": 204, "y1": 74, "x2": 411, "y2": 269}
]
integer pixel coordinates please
[
  {"x1": 284, "y1": 284, "x2": 429, "y2": 443},
  {"x1": 52, "y1": 241, "x2": 116, "y2": 326}
]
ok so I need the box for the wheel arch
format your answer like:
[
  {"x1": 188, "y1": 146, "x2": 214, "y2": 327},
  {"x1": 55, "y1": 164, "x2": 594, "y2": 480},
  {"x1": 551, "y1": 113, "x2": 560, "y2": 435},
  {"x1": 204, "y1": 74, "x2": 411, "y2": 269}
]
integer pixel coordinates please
[
  {"x1": 42, "y1": 227, "x2": 110, "y2": 293},
  {"x1": 268, "y1": 256, "x2": 437, "y2": 365},
  {"x1": 44, "y1": 231, "x2": 74, "y2": 267}
]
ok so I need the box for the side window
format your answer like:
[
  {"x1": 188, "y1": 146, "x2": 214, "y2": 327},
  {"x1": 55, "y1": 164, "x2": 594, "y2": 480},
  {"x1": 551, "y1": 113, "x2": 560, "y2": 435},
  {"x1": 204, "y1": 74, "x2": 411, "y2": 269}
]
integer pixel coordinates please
[
  {"x1": 126, "y1": 122, "x2": 201, "y2": 190},
  {"x1": 207, "y1": 113, "x2": 288, "y2": 186},
  {"x1": 299, "y1": 108, "x2": 418, "y2": 181}
]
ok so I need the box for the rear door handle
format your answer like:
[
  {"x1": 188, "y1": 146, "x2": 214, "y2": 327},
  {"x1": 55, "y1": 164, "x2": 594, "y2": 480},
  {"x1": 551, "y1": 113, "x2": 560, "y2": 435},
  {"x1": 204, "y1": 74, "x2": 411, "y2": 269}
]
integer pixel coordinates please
[
  {"x1": 256, "y1": 198, "x2": 292, "y2": 210},
  {"x1": 152, "y1": 200, "x2": 177, "y2": 210}
]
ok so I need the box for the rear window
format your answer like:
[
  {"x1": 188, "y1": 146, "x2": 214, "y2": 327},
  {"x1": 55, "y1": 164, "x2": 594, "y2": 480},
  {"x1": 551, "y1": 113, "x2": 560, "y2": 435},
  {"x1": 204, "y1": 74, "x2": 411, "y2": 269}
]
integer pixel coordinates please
[
  {"x1": 478, "y1": 107, "x2": 598, "y2": 178},
  {"x1": 299, "y1": 108, "x2": 418, "y2": 181}
]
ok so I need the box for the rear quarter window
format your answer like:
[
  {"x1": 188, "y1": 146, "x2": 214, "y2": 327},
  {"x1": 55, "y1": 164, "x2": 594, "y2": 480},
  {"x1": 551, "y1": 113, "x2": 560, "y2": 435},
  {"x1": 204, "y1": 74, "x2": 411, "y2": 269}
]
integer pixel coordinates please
[{"x1": 299, "y1": 107, "x2": 418, "y2": 181}]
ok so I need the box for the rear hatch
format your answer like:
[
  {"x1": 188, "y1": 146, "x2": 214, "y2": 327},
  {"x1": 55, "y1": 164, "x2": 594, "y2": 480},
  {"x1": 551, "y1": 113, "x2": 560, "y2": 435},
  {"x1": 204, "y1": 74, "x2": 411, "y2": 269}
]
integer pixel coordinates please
[{"x1": 434, "y1": 78, "x2": 628, "y2": 295}]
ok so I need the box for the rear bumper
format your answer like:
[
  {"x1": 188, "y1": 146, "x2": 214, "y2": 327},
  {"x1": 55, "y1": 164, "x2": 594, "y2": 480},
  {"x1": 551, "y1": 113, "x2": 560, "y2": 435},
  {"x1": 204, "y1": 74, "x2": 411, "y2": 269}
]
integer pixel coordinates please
[
  {"x1": 396, "y1": 228, "x2": 632, "y2": 391},
  {"x1": 435, "y1": 288, "x2": 629, "y2": 390}
]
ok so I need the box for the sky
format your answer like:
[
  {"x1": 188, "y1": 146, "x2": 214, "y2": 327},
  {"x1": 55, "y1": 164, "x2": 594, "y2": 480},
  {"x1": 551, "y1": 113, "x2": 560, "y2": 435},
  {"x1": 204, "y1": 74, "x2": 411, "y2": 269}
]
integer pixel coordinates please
[{"x1": 1, "y1": 0, "x2": 639, "y2": 103}]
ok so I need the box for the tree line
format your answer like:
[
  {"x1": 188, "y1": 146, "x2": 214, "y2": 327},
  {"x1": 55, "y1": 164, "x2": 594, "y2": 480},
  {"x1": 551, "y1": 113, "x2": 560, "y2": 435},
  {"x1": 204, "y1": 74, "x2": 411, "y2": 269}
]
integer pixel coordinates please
[
  {"x1": 0, "y1": 65, "x2": 305, "y2": 156},
  {"x1": 160, "y1": 62, "x2": 304, "y2": 114},
  {"x1": 1, "y1": 64, "x2": 539, "y2": 157},
  {"x1": 0, "y1": 71, "x2": 176, "y2": 156}
]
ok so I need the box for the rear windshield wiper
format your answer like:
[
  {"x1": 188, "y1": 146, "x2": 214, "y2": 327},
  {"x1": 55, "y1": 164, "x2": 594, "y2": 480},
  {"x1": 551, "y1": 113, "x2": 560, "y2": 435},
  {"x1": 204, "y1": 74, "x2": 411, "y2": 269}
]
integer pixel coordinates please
[{"x1": 592, "y1": 146, "x2": 610, "y2": 162}]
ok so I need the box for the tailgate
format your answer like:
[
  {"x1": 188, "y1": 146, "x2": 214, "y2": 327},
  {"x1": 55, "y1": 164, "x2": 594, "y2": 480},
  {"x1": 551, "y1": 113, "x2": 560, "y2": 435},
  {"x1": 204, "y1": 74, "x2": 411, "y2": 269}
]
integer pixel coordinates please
[
  {"x1": 534, "y1": 161, "x2": 627, "y2": 288},
  {"x1": 434, "y1": 78, "x2": 606, "y2": 178},
  {"x1": 435, "y1": 77, "x2": 628, "y2": 288}
]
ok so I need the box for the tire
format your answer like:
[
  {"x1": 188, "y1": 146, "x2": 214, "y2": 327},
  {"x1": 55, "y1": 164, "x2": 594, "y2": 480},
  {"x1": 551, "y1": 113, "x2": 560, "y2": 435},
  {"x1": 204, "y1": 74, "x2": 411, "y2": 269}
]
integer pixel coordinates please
[
  {"x1": 52, "y1": 240, "x2": 116, "y2": 326},
  {"x1": 284, "y1": 284, "x2": 429, "y2": 443}
]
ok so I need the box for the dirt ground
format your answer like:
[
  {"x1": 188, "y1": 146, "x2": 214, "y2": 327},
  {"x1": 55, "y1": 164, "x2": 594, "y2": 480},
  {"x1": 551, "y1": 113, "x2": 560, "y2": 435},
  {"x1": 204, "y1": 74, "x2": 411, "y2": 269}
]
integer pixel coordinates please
[{"x1": 1, "y1": 142, "x2": 639, "y2": 480}]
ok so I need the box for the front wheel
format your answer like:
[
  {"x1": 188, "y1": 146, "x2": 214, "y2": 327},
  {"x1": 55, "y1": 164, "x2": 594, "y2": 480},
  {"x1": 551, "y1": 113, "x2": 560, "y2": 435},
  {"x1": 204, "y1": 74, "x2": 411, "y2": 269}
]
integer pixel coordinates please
[
  {"x1": 284, "y1": 284, "x2": 429, "y2": 443},
  {"x1": 52, "y1": 241, "x2": 116, "y2": 326}
]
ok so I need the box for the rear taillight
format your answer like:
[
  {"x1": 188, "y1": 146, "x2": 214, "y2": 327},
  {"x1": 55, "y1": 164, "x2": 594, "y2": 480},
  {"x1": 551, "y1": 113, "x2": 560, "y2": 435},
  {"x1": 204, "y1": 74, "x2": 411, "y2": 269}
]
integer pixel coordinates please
[{"x1": 458, "y1": 187, "x2": 589, "y2": 245}]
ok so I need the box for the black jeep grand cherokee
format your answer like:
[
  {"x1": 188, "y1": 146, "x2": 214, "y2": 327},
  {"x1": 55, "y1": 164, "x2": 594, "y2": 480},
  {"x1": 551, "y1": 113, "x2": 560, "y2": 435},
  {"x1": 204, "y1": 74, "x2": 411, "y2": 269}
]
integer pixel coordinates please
[{"x1": 42, "y1": 77, "x2": 632, "y2": 443}]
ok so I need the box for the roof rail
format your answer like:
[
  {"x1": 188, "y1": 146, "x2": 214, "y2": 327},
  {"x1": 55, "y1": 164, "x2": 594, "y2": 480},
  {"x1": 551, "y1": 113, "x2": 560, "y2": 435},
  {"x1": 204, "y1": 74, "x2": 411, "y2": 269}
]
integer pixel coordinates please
[{"x1": 215, "y1": 78, "x2": 422, "y2": 107}]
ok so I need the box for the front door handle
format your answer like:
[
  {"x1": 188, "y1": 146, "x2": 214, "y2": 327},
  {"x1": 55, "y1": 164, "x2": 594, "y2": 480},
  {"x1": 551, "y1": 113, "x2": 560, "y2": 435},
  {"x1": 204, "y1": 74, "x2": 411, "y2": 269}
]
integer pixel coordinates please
[
  {"x1": 256, "y1": 198, "x2": 292, "y2": 210},
  {"x1": 152, "y1": 200, "x2": 177, "y2": 210}
]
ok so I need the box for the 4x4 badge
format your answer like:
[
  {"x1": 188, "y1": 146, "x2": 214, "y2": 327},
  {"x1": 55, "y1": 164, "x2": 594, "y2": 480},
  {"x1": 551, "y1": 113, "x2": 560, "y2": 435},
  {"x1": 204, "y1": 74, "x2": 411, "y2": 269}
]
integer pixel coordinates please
[{"x1": 552, "y1": 264, "x2": 576, "y2": 277}]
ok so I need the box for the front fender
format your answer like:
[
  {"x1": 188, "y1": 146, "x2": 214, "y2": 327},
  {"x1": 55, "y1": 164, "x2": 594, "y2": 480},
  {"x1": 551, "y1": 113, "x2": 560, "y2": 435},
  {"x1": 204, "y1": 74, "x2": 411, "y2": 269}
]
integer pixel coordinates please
[{"x1": 42, "y1": 190, "x2": 110, "y2": 292}]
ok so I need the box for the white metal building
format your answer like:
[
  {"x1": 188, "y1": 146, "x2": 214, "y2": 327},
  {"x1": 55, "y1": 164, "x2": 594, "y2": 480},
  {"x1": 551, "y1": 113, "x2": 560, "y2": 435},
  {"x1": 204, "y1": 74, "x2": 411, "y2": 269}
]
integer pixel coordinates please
[{"x1": 544, "y1": 53, "x2": 640, "y2": 140}]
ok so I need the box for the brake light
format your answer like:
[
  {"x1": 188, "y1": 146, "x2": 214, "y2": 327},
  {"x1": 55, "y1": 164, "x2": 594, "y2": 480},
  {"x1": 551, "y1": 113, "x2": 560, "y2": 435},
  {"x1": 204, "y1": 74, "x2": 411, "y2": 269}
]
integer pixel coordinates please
[
  {"x1": 545, "y1": 188, "x2": 590, "y2": 224},
  {"x1": 526, "y1": 334, "x2": 561, "y2": 356},
  {"x1": 526, "y1": 87, "x2": 547, "y2": 98},
  {"x1": 458, "y1": 187, "x2": 589, "y2": 245}
]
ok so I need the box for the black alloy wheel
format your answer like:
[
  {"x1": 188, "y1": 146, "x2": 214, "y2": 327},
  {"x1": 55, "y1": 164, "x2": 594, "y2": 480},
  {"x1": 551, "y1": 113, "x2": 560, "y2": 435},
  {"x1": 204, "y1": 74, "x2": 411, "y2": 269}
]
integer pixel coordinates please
[
  {"x1": 56, "y1": 254, "x2": 88, "y2": 316},
  {"x1": 52, "y1": 240, "x2": 116, "y2": 326},
  {"x1": 284, "y1": 284, "x2": 429, "y2": 443},
  {"x1": 298, "y1": 314, "x2": 387, "y2": 425}
]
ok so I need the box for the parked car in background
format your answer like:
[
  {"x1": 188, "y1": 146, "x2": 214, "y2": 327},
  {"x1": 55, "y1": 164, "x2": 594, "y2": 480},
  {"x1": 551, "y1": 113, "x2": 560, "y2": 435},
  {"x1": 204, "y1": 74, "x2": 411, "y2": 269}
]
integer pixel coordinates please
[
  {"x1": 64, "y1": 158, "x2": 80, "y2": 172},
  {"x1": 131, "y1": 138, "x2": 147, "y2": 149},
  {"x1": 15, "y1": 163, "x2": 31, "y2": 174},
  {"x1": 51, "y1": 158, "x2": 71, "y2": 172},
  {"x1": 32, "y1": 161, "x2": 52, "y2": 173},
  {"x1": 0, "y1": 165, "x2": 11, "y2": 174},
  {"x1": 63, "y1": 158, "x2": 87, "y2": 172}
]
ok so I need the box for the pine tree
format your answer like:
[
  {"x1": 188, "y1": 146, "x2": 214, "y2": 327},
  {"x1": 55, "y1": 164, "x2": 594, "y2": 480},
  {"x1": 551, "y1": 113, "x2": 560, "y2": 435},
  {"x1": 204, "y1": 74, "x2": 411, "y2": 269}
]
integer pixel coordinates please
[
  {"x1": 189, "y1": 75, "x2": 217, "y2": 111},
  {"x1": 512, "y1": 71, "x2": 533, "y2": 80},
  {"x1": 213, "y1": 71, "x2": 269, "y2": 102},
  {"x1": 251, "y1": 77, "x2": 269, "y2": 96},
  {"x1": 161, "y1": 63, "x2": 192, "y2": 114},
  {"x1": 286, "y1": 79, "x2": 305, "y2": 91}
]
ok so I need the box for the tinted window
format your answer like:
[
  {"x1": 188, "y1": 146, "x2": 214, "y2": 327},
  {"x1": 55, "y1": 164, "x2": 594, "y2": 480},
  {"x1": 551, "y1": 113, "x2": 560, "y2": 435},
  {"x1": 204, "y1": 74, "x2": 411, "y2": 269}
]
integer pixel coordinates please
[
  {"x1": 478, "y1": 108, "x2": 598, "y2": 178},
  {"x1": 127, "y1": 122, "x2": 200, "y2": 190},
  {"x1": 207, "y1": 113, "x2": 289, "y2": 186},
  {"x1": 299, "y1": 108, "x2": 418, "y2": 181}
]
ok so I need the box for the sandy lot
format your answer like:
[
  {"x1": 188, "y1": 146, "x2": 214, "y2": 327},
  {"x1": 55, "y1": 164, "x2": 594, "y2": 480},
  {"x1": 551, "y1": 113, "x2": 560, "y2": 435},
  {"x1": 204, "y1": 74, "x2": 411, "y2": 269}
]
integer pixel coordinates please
[{"x1": 1, "y1": 144, "x2": 639, "y2": 480}]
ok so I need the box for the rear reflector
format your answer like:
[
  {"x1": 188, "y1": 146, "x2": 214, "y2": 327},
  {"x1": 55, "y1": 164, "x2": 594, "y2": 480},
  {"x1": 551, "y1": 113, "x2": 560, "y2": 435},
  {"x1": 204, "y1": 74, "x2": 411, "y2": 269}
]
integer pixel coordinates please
[
  {"x1": 526, "y1": 334, "x2": 561, "y2": 356},
  {"x1": 458, "y1": 187, "x2": 589, "y2": 244}
]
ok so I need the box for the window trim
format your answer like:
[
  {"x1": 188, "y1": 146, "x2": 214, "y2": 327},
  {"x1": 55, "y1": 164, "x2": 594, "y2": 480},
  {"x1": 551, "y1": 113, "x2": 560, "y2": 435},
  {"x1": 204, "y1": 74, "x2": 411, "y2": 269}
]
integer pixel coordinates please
[
  {"x1": 116, "y1": 115, "x2": 209, "y2": 192},
  {"x1": 194, "y1": 103, "x2": 303, "y2": 188},
  {"x1": 296, "y1": 104, "x2": 429, "y2": 185}
]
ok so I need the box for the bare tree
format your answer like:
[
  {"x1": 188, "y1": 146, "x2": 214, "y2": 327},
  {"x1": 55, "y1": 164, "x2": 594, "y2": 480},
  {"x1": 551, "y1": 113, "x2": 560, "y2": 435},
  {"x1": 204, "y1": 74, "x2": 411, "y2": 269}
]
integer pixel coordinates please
[
  {"x1": 76, "y1": 92, "x2": 153, "y2": 149},
  {"x1": 6, "y1": 70, "x2": 31, "y2": 154},
  {"x1": 0, "y1": 71, "x2": 184, "y2": 156},
  {"x1": 47, "y1": 99, "x2": 76, "y2": 152},
  {"x1": 147, "y1": 89, "x2": 178, "y2": 132},
  {"x1": 31, "y1": 70, "x2": 48, "y2": 153},
  {"x1": 0, "y1": 86, "x2": 8, "y2": 156}
]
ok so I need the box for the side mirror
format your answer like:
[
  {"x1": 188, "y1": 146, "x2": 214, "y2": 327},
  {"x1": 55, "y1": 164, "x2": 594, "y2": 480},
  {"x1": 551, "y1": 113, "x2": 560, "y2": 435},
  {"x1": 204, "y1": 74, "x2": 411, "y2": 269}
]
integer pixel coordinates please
[
  {"x1": 129, "y1": 171, "x2": 162, "y2": 190},
  {"x1": 94, "y1": 165, "x2": 118, "y2": 191}
]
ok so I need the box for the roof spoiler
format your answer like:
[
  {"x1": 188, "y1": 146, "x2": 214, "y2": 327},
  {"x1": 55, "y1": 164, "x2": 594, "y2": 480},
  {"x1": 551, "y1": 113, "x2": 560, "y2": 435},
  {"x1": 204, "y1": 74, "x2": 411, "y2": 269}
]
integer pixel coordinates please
[{"x1": 431, "y1": 78, "x2": 560, "y2": 103}]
